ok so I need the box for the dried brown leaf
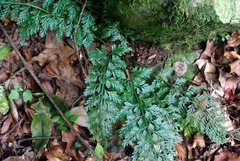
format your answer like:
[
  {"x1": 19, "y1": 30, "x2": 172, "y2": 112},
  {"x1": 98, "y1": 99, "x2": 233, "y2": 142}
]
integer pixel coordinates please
[
  {"x1": 44, "y1": 139, "x2": 70, "y2": 161},
  {"x1": 175, "y1": 143, "x2": 187, "y2": 161},
  {"x1": 224, "y1": 77, "x2": 240, "y2": 102},
  {"x1": 70, "y1": 105, "x2": 88, "y2": 127},
  {"x1": 204, "y1": 61, "x2": 216, "y2": 73},
  {"x1": 1, "y1": 114, "x2": 13, "y2": 134},
  {"x1": 62, "y1": 129, "x2": 84, "y2": 161},
  {"x1": 195, "y1": 58, "x2": 207, "y2": 69},
  {"x1": 227, "y1": 31, "x2": 240, "y2": 47},
  {"x1": 200, "y1": 40, "x2": 215, "y2": 59},
  {"x1": 3, "y1": 156, "x2": 24, "y2": 161},
  {"x1": 224, "y1": 51, "x2": 240, "y2": 60},
  {"x1": 215, "y1": 147, "x2": 240, "y2": 161},
  {"x1": 229, "y1": 60, "x2": 240, "y2": 76},
  {"x1": 55, "y1": 80, "x2": 79, "y2": 106},
  {"x1": 192, "y1": 133, "x2": 205, "y2": 148},
  {"x1": 32, "y1": 48, "x2": 58, "y2": 66}
]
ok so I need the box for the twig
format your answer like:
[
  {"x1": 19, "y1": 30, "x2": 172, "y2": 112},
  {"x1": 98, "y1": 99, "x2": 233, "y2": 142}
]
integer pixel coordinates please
[
  {"x1": 74, "y1": 0, "x2": 88, "y2": 79},
  {"x1": 0, "y1": 116, "x2": 25, "y2": 138},
  {"x1": 0, "y1": 23, "x2": 102, "y2": 161},
  {"x1": 19, "y1": 135, "x2": 61, "y2": 143}
]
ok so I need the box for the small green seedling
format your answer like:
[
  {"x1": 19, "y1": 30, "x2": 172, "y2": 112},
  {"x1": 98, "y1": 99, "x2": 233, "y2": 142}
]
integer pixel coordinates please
[
  {"x1": 9, "y1": 86, "x2": 33, "y2": 102},
  {"x1": 52, "y1": 111, "x2": 79, "y2": 131}
]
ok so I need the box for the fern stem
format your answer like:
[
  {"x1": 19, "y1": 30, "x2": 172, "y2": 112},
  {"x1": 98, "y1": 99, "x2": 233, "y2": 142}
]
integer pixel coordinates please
[
  {"x1": 0, "y1": 2, "x2": 49, "y2": 13},
  {"x1": 74, "y1": 0, "x2": 88, "y2": 78},
  {"x1": 128, "y1": 73, "x2": 158, "y2": 159}
]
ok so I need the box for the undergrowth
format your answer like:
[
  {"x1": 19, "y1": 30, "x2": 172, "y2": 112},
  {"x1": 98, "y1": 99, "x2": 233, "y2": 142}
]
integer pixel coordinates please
[{"x1": 0, "y1": 0, "x2": 226, "y2": 160}]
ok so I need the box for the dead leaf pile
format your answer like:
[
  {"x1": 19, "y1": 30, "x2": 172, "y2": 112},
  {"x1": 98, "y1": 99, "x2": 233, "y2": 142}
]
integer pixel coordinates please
[
  {"x1": 191, "y1": 30, "x2": 240, "y2": 160},
  {"x1": 194, "y1": 31, "x2": 240, "y2": 110}
]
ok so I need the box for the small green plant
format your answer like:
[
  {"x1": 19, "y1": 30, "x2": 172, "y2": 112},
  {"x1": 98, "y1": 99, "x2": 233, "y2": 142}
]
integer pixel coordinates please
[
  {"x1": 0, "y1": 85, "x2": 10, "y2": 115},
  {"x1": 52, "y1": 111, "x2": 79, "y2": 131},
  {"x1": 9, "y1": 86, "x2": 33, "y2": 102}
]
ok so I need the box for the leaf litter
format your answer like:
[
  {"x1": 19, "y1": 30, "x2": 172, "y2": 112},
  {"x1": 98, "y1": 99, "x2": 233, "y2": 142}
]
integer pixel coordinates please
[
  {"x1": 185, "y1": 30, "x2": 240, "y2": 161},
  {"x1": 1, "y1": 21, "x2": 240, "y2": 160}
]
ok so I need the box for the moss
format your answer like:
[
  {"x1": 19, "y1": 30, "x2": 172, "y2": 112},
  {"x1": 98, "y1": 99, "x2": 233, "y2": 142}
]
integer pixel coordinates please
[
  {"x1": 102, "y1": 0, "x2": 173, "y2": 29},
  {"x1": 99, "y1": 0, "x2": 238, "y2": 51},
  {"x1": 214, "y1": 0, "x2": 240, "y2": 24},
  {"x1": 140, "y1": 1, "x2": 238, "y2": 48}
]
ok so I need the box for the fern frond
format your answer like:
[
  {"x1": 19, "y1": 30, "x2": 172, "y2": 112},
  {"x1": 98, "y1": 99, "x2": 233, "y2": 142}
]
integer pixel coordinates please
[{"x1": 84, "y1": 26, "x2": 131, "y2": 143}]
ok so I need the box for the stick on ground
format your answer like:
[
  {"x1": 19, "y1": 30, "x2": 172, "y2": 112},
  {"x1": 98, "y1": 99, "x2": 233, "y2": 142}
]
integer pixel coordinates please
[{"x1": 0, "y1": 23, "x2": 102, "y2": 161}]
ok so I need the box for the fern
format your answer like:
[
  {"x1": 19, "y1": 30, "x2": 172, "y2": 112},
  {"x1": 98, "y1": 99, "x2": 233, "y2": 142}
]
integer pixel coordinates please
[
  {"x1": 84, "y1": 25, "x2": 131, "y2": 143},
  {"x1": 0, "y1": 0, "x2": 95, "y2": 46},
  {"x1": 0, "y1": 1, "x2": 227, "y2": 160},
  {"x1": 119, "y1": 67, "x2": 182, "y2": 160}
]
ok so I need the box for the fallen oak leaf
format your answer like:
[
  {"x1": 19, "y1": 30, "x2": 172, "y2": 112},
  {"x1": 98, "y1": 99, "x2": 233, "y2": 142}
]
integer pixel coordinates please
[{"x1": 42, "y1": 61, "x2": 59, "y2": 78}]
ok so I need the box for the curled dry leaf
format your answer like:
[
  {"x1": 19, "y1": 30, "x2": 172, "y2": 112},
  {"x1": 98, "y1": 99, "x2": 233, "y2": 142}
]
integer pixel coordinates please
[
  {"x1": 32, "y1": 33, "x2": 84, "y2": 88},
  {"x1": 175, "y1": 143, "x2": 187, "y2": 161},
  {"x1": 32, "y1": 49, "x2": 59, "y2": 66},
  {"x1": 194, "y1": 58, "x2": 207, "y2": 70},
  {"x1": 224, "y1": 77, "x2": 240, "y2": 102},
  {"x1": 229, "y1": 59, "x2": 240, "y2": 76},
  {"x1": 224, "y1": 51, "x2": 240, "y2": 60},
  {"x1": 43, "y1": 139, "x2": 70, "y2": 161},
  {"x1": 55, "y1": 80, "x2": 79, "y2": 106},
  {"x1": 192, "y1": 133, "x2": 205, "y2": 148},
  {"x1": 204, "y1": 61, "x2": 216, "y2": 73},
  {"x1": 193, "y1": 72, "x2": 205, "y2": 84},
  {"x1": 219, "y1": 69, "x2": 232, "y2": 89},
  {"x1": 227, "y1": 31, "x2": 240, "y2": 47},
  {"x1": 200, "y1": 40, "x2": 214, "y2": 59}
]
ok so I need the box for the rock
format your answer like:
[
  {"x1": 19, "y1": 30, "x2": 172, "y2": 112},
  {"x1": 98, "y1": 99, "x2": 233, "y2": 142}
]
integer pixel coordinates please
[
  {"x1": 173, "y1": 61, "x2": 188, "y2": 77},
  {"x1": 98, "y1": 0, "x2": 239, "y2": 45}
]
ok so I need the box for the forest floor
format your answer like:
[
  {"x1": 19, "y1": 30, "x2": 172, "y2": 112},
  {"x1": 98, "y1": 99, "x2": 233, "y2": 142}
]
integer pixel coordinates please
[{"x1": 1, "y1": 22, "x2": 240, "y2": 161}]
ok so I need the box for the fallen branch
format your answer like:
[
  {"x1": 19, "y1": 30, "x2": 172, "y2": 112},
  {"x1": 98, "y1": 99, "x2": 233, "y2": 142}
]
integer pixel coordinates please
[{"x1": 0, "y1": 23, "x2": 102, "y2": 161}]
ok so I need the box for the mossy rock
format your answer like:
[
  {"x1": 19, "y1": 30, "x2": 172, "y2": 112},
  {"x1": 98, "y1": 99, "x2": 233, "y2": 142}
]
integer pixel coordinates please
[{"x1": 98, "y1": 0, "x2": 239, "y2": 48}]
